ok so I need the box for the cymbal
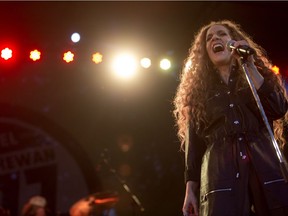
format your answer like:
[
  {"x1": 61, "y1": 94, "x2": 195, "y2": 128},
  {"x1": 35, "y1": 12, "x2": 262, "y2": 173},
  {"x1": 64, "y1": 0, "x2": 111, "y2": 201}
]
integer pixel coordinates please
[
  {"x1": 69, "y1": 191, "x2": 119, "y2": 216},
  {"x1": 92, "y1": 191, "x2": 119, "y2": 206}
]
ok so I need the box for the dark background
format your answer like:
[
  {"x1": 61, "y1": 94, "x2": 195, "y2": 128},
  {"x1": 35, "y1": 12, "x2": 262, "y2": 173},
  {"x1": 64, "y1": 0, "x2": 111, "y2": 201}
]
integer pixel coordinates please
[{"x1": 0, "y1": 1, "x2": 288, "y2": 215}]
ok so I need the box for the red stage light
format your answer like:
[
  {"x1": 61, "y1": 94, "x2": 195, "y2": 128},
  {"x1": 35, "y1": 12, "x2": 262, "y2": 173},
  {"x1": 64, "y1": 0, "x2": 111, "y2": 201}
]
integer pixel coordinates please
[
  {"x1": 63, "y1": 51, "x2": 74, "y2": 63},
  {"x1": 30, "y1": 49, "x2": 41, "y2": 61},
  {"x1": 272, "y1": 65, "x2": 280, "y2": 75},
  {"x1": 1, "y1": 48, "x2": 13, "y2": 60}
]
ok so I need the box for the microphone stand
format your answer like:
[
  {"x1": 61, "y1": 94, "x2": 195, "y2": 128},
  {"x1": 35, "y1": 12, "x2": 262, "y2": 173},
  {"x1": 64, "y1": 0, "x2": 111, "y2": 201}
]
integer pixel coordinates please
[
  {"x1": 239, "y1": 55, "x2": 288, "y2": 182},
  {"x1": 100, "y1": 151, "x2": 145, "y2": 215}
]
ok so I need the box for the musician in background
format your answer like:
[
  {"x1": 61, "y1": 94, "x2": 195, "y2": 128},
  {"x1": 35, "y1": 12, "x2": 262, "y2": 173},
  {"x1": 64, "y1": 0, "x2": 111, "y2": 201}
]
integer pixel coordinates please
[{"x1": 21, "y1": 195, "x2": 51, "y2": 216}]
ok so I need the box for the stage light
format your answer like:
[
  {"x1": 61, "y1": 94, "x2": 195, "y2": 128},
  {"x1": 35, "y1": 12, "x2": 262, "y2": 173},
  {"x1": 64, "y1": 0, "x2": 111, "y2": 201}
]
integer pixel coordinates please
[
  {"x1": 1, "y1": 48, "x2": 13, "y2": 60},
  {"x1": 63, "y1": 51, "x2": 74, "y2": 63},
  {"x1": 92, "y1": 52, "x2": 103, "y2": 64},
  {"x1": 272, "y1": 65, "x2": 280, "y2": 75},
  {"x1": 160, "y1": 58, "x2": 171, "y2": 70},
  {"x1": 30, "y1": 49, "x2": 41, "y2": 61},
  {"x1": 112, "y1": 53, "x2": 137, "y2": 79},
  {"x1": 140, "y1": 57, "x2": 151, "y2": 69},
  {"x1": 71, "y1": 32, "x2": 80, "y2": 43}
]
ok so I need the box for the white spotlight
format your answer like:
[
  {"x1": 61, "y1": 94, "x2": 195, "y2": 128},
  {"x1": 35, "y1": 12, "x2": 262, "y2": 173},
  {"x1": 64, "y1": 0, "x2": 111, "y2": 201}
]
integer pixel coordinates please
[
  {"x1": 160, "y1": 58, "x2": 171, "y2": 70},
  {"x1": 71, "y1": 32, "x2": 81, "y2": 43},
  {"x1": 140, "y1": 57, "x2": 151, "y2": 69},
  {"x1": 112, "y1": 53, "x2": 137, "y2": 80}
]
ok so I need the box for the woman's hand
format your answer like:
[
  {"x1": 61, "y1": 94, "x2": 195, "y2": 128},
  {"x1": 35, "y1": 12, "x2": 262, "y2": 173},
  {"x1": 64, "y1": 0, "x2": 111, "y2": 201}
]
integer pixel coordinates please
[
  {"x1": 182, "y1": 181, "x2": 200, "y2": 216},
  {"x1": 231, "y1": 40, "x2": 264, "y2": 89},
  {"x1": 230, "y1": 40, "x2": 255, "y2": 64}
]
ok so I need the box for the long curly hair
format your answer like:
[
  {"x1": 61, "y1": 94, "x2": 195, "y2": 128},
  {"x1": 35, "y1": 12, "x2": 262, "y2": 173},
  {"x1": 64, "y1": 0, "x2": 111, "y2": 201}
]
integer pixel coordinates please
[{"x1": 173, "y1": 20, "x2": 288, "y2": 151}]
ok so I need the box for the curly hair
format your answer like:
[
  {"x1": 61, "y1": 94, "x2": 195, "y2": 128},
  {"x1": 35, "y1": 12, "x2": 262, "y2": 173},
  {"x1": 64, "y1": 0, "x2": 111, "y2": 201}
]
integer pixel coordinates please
[{"x1": 173, "y1": 20, "x2": 288, "y2": 151}]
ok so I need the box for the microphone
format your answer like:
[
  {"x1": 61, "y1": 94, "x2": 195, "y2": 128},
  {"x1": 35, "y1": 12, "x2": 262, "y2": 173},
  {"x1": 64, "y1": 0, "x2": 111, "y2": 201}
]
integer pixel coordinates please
[{"x1": 227, "y1": 40, "x2": 255, "y2": 56}]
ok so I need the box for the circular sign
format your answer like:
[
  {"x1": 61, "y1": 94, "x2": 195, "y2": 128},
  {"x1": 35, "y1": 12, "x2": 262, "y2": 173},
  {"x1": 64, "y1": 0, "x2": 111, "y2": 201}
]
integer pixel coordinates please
[{"x1": 0, "y1": 103, "x2": 101, "y2": 215}]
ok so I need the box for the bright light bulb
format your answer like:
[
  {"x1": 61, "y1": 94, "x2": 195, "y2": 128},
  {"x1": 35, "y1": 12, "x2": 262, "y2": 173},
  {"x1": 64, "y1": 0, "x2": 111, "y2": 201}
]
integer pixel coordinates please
[
  {"x1": 1, "y1": 48, "x2": 13, "y2": 60},
  {"x1": 71, "y1": 32, "x2": 81, "y2": 43},
  {"x1": 140, "y1": 58, "x2": 151, "y2": 69},
  {"x1": 160, "y1": 58, "x2": 171, "y2": 70},
  {"x1": 272, "y1": 65, "x2": 280, "y2": 75},
  {"x1": 63, "y1": 51, "x2": 74, "y2": 63},
  {"x1": 92, "y1": 52, "x2": 103, "y2": 64},
  {"x1": 112, "y1": 53, "x2": 137, "y2": 79},
  {"x1": 30, "y1": 49, "x2": 41, "y2": 61}
]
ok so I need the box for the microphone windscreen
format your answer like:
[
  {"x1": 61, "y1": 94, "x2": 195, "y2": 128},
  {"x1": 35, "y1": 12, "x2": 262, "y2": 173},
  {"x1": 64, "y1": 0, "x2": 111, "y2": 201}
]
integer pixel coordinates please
[{"x1": 226, "y1": 40, "x2": 236, "y2": 50}]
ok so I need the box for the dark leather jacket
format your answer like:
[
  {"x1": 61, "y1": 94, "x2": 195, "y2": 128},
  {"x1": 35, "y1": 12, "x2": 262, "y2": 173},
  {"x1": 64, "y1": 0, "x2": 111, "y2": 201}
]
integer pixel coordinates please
[{"x1": 185, "y1": 65, "x2": 288, "y2": 215}]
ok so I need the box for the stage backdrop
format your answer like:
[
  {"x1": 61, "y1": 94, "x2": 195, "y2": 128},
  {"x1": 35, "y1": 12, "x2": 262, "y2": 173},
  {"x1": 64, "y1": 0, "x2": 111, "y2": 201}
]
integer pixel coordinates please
[{"x1": 0, "y1": 103, "x2": 101, "y2": 215}]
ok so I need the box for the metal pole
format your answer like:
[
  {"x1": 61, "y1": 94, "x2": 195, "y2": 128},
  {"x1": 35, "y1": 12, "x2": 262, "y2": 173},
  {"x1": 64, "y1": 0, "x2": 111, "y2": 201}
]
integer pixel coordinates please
[
  {"x1": 100, "y1": 151, "x2": 145, "y2": 214},
  {"x1": 239, "y1": 57, "x2": 288, "y2": 182}
]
